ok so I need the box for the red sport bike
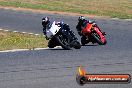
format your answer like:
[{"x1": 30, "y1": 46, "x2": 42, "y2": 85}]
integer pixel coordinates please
[{"x1": 80, "y1": 23, "x2": 107, "y2": 45}]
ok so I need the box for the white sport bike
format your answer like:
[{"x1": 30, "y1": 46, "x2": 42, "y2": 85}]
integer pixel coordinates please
[{"x1": 45, "y1": 21, "x2": 81, "y2": 50}]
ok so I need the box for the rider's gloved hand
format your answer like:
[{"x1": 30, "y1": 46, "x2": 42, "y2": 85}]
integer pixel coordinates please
[
  {"x1": 43, "y1": 31, "x2": 46, "y2": 35},
  {"x1": 55, "y1": 21, "x2": 64, "y2": 27},
  {"x1": 64, "y1": 24, "x2": 70, "y2": 30}
]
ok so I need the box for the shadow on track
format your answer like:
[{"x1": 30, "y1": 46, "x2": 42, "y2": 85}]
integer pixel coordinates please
[{"x1": 81, "y1": 44, "x2": 98, "y2": 46}]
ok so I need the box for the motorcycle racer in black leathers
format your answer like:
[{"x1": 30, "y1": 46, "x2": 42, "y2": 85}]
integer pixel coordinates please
[{"x1": 42, "y1": 17, "x2": 77, "y2": 48}]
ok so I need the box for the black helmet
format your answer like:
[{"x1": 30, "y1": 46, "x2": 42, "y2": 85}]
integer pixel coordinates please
[
  {"x1": 42, "y1": 17, "x2": 50, "y2": 27},
  {"x1": 78, "y1": 16, "x2": 85, "y2": 21}
]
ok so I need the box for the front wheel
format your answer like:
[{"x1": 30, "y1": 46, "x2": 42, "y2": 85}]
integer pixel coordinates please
[
  {"x1": 48, "y1": 37, "x2": 57, "y2": 48},
  {"x1": 55, "y1": 35, "x2": 71, "y2": 50},
  {"x1": 91, "y1": 33, "x2": 107, "y2": 45},
  {"x1": 81, "y1": 36, "x2": 88, "y2": 46},
  {"x1": 73, "y1": 41, "x2": 81, "y2": 49}
]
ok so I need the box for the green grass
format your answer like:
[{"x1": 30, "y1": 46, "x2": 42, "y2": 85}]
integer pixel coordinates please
[
  {"x1": 0, "y1": 0, "x2": 132, "y2": 19},
  {"x1": 0, "y1": 30, "x2": 48, "y2": 51}
]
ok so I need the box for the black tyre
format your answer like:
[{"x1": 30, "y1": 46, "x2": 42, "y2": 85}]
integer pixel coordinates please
[
  {"x1": 48, "y1": 44, "x2": 54, "y2": 48},
  {"x1": 81, "y1": 36, "x2": 88, "y2": 46},
  {"x1": 48, "y1": 39, "x2": 56, "y2": 48},
  {"x1": 73, "y1": 41, "x2": 81, "y2": 49},
  {"x1": 91, "y1": 33, "x2": 106, "y2": 45},
  {"x1": 55, "y1": 35, "x2": 71, "y2": 50}
]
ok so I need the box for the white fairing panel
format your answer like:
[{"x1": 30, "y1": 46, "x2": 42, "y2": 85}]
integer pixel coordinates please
[{"x1": 46, "y1": 21, "x2": 61, "y2": 38}]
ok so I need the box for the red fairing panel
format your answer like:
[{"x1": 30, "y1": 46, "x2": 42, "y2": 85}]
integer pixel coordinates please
[
  {"x1": 81, "y1": 23, "x2": 92, "y2": 35},
  {"x1": 94, "y1": 27, "x2": 105, "y2": 43}
]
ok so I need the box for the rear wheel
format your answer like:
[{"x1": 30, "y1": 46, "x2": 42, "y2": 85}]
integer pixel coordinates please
[{"x1": 81, "y1": 36, "x2": 88, "y2": 46}]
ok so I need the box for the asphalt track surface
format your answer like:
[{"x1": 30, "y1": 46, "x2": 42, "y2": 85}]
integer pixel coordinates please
[{"x1": 0, "y1": 8, "x2": 132, "y2": 88}]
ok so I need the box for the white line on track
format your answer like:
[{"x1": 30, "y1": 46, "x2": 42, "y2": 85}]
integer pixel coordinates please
[
  {"x1": 125, "y1": 19, "x2": 132, "y2": 21},
  {"x1": 111, "y1": 18, "x2": 132, "y2": 21},
  {"x1": 35, "y1": 34, "x2": 40, "y2": 36},
  {"x1": 28, "y1": 33, "x2": 34, "y2": 35},
  {"x1": 0, "y1": 46, "x2": 62, "y2": 53},
  {"x1": 22, "y1": 32, "x2": 27, "y2": 34},
  {"x1": 0, "y1": 48, "x2": 47, "y2": 53},
  {"x1": 112, "y1": 18, "x2": 119, "y2": 20},
  {"x1": 4, "y1": 30, "x2": 9, "y2": 32},
  {"x1": 0, "y1": 49, "x2": 29, "y2": 53},
  {"x1": 13, "y1": 31, "x2": 18, "y2": 33}
]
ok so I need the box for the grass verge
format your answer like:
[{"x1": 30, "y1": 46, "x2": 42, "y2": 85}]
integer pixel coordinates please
[
  {"x1": 0, "y1": 0, "x2": 131, "y2": 19},
  {"x1": 0, "y1": 30, "x2": 48, "y2": 51}
]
